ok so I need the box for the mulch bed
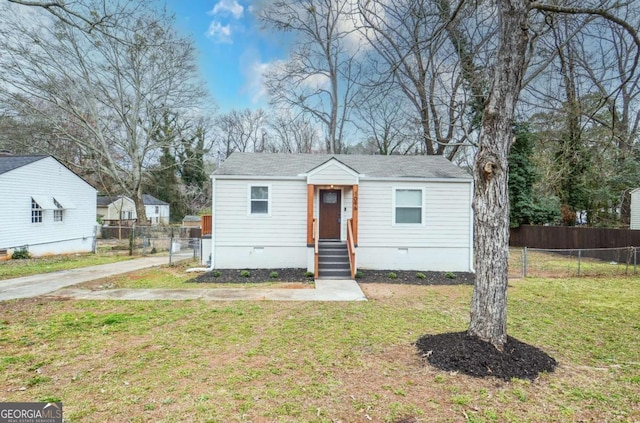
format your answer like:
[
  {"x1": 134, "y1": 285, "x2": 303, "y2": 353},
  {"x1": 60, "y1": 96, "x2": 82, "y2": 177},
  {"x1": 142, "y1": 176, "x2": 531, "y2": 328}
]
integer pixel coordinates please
[
  {"x1": 190, "y1": 268, "x2": 474, "y2": 285},
  {"x1": 416, "y1": 331, "x2": 557, "y2": 381},
  {"x1": 189, "y1": 268, "x2": 313, "y2": 284},
  {"x1": 356, "y1": 270, "x2": 474, "y2": 285}
]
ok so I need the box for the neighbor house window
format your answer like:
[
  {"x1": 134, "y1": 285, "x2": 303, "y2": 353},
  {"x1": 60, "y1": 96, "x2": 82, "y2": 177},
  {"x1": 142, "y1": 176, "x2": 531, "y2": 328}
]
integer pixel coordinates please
[
  {"x1": 53, "y1": 199, "x2": 64, "y2": 222},
  {"x1": 31, "y1": 198, "x2": 43, "y2": 223},
  {"x1": 394, "y1": 188, "x2": 423, "y2": 224},
  {"x1": 249, "y1": 185, "x2": 270, "y2": 215}
]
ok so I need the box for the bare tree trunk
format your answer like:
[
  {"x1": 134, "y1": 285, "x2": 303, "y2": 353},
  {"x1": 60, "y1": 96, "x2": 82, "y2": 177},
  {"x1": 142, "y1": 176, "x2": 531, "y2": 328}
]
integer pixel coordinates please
[
  {"x1": 133, "y1": 185, "x2": 147, "y2": 225},
  {"x1": 469, "y1": 0, "x2": 529, "y2": 350}
]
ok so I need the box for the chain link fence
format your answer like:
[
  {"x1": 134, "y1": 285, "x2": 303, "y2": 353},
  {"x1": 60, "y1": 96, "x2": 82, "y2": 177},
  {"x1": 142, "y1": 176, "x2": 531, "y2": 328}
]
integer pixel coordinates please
[
  {"x1": 97, "y1": 225, "x2": 201, "y2": 265},
  {"x1": 509, "y1": 247, "x2": 639, "y2": 278}
]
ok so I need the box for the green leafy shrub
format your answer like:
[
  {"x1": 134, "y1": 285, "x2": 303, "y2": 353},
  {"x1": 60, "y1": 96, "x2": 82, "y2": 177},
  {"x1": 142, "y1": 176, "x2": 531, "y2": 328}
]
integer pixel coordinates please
[
  {"x1": 269, "y1": 271, "x2": 279, "y2": 279},
  {"x1": 355, "y1": 271, "x2": 364, "y2": 279},
  {"x1": 416, "y1": 272, "x2": 426, "y2": 279},
  {"x1": 212, "y1": 270, "x2": 221, "y2": 278},
  {"x1": 12, "y1": 248, "x2": 30, "y2": 260},
  {"x1": 305, "y1": 271, "x2": 314, "y2": 278},
  {"x1": 444, "y1": 272, "x2": 456, "y2": 279},
  {"x1": 240, "y1": 270, "x2": 251, "y2": 278},
  {"x1": 387, "y1": 272, "x2": 397, "y2": 279}
]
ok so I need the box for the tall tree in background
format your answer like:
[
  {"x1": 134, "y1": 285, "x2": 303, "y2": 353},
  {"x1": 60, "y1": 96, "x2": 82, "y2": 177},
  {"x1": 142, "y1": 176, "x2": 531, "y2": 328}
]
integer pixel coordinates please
[
  {"x1": 357, "y1": 0, "x2": 489, "y2": 159},
  {"x1": 177, "y1": 121, "x2": 212, "y2": 215},
  {"x1": 508, "y1": 123, "x2": 560, "y2": 227},
  {"x1": 144, "y1": 113, "x2": 213, "y2": 221},
  {"x1": 352, "y1": 85, "x2": 419, "y2": 155},
  {"x1": 214, "y1": 109, "x2": 267, "y2": 159},
  {"x1": 267, "y1": 112, "x2": 321, "y2": 153},
  {"x1": 523, "y1": 3, "x2": 640, "y2": 227},
  {"x1": 0, "y1": 1, "x2": 208, "y2": 223},
  {"x1": 260, "y1": 0, "x2": 362, "y2": 153}
]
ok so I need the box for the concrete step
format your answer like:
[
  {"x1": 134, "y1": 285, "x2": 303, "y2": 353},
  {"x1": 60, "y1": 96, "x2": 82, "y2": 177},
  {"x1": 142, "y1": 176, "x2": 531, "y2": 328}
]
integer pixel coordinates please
[
  {"x1": 319, "y1": 262, "x2": 351, "y2": 270},
  {"x1": 318, "y1": 269, "x2": 352, "y2": 278},
  {"x1": 319, "y1": 247, "x2": 348, "y2": 254},
  {"x1": 319, "y1": 255, "x2": 349, "y2": 263}
]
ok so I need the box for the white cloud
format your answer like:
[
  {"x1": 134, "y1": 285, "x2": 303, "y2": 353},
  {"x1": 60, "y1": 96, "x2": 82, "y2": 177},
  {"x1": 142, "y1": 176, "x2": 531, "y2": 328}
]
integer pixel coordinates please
[
  {"x1": 210, "y1": 0, "x2": 244, "y2": 19},
  {"x1": 206, "y1": 21, "x2": 233, "y2": 44},
  {"x1": 239, "y1": 48, "x2": 271, "y2": 104}
]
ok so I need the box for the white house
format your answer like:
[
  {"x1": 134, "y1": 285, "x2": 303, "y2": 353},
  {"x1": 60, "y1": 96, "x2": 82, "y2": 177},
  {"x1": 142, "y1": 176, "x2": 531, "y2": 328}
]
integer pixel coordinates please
[
  {"x1": 97, "y1": 194, "x2": 170, "y2": 225},
  {"x1": 208, "y1": 153, "x2": 473, "y2": 278},
  {"x1": 143, "y1": 194, "x2": 170, "y2": 225},
  {"x1": 97, "y1": 195, "x2": 137, "y2": 224},
  {"x1": 630, "y1": 188, "x2": 640, "y2": 229},
  {"x1": 0, "y1": 154, "x2": 97, "y2": 259}
]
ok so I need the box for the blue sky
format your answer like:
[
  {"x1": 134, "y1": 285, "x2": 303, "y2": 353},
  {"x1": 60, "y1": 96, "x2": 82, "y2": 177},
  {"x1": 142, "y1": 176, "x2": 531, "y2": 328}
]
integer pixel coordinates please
[{"x1": 165, "y1": 0, "x2": 288, "y2": 112}]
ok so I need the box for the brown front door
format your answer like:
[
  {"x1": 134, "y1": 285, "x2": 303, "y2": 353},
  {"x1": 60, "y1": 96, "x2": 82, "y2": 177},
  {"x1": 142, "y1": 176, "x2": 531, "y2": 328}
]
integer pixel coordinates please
[{"x1": 319, "y1": 189, "x2": 341, "y2": 239}]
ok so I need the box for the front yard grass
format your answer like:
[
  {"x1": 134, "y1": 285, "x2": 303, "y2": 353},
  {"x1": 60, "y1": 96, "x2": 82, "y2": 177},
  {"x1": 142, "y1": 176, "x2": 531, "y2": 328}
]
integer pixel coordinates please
[{"x1": 0, "y1": 275, "x2": 638, "y2": 422}]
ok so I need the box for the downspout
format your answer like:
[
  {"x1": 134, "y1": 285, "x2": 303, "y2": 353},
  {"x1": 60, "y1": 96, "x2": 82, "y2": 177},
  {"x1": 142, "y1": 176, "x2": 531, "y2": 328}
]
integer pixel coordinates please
[
  {"x1": 186, "y1": 176, "x2": 216, "y2": 273},
  {"x1": 469, "y1": 179, "x2": 475, "y2": 273}
]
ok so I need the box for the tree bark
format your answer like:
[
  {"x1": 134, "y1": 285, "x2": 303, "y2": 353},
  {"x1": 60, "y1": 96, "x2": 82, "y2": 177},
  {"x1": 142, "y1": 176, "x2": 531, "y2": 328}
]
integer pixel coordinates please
[{"x1": 469, "y1": 0, "x2": 529, "y2": 350}]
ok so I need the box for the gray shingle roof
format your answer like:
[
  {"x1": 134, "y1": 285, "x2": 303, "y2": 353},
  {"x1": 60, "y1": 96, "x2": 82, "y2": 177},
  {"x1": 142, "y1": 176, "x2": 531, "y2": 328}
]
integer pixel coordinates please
[
  {"x1": 214, "y1": 153, "x2": 471, "y2": 179},
  {"x1": 0, "y1": 155, "x2": 48, "y2": 175},
  {"x1": 97, "y1": 195, "x2": 121, "y2": 206},
  {"x1": 142, "y1": 194, "x2": 168, "y2": 206},
  {"x1": 97, "y1": 194, "x2": 169, "y2": 206}
]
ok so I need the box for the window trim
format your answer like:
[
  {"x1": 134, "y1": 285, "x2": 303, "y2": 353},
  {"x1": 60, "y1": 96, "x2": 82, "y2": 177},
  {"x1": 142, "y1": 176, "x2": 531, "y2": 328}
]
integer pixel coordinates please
[
  {"x1": 31, "y1": 198, "x2": 43, "y2": 224},
  {"x1": 392, "y1": 187, "x2": 425, "y2": 226},
  {"x1": 247, "y1": 184, "x2": 272, "y2": 217},
  {"x1": 53, "y1": 198, "x2": 64, "y2": 222}
]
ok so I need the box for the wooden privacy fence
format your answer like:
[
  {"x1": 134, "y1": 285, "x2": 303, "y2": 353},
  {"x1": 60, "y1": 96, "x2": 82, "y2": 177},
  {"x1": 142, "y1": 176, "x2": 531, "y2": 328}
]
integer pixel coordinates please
[{"x1": 510, "y1": 225, "x2": 640, "y2": 249}]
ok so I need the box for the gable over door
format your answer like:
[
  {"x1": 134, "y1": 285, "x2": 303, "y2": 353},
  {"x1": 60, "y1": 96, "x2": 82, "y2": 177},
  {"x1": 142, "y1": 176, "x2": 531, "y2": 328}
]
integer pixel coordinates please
[{"x1": 319, "y1": 189, "x2": 341, "y2": 239}]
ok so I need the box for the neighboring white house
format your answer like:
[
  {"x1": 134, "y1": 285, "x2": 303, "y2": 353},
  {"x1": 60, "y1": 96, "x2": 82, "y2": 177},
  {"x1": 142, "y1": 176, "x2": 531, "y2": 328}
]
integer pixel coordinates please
[
  {"x1": 97, "y1": 195, "x2": 137, "y2": 224},
  {"x1": 142, "y1": 194, "x2": 170, "y2": 225},
  {"x1": 630, "y1": 188, "x2": 640, "y2": 229},
  {"x1": 97, "y1": 194, "x2": 170, "y2": 225},
  {"x1": 0, "y1": 154, "x2": 97, "y2": 258},
  {"x1": 207, "y1": 153, "x2": 474, "y2": 275}
]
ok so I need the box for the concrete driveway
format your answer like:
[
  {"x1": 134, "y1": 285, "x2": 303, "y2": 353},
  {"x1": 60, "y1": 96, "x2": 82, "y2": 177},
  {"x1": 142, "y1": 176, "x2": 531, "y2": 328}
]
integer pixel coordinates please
[
  {"x1": 0, "y1": 256, "x2": 172, "y2": 301},
  {"x1": 0, "y1": 257, "x2": 367, "y2": 302}
]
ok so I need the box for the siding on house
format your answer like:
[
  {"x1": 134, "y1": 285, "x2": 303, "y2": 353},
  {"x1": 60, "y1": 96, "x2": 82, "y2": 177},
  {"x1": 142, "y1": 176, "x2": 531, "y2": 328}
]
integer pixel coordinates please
[
  {"x1": 212, "y1": 178, "x2": 308, "y2": 268},
  {"x1": 356, "y1": 180, "x2": 472, "y2": 271},
  {"x1": 0, "y1": 156, "x2": 96, "y2": 256},
  {"x1": 145, "y1": 204, "x2": 170, "y2": 225},
  {"x1": 631, "y1": 189, "x2": 640, "y2": 229},
  {"x1": 307, "y1": 161, "x2": 358, "y2": 186}
]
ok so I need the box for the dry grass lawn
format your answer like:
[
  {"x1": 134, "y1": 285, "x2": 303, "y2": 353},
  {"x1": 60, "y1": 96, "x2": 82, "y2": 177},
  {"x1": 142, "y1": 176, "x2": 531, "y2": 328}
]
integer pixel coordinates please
[{"x1": 0, "y1": 268, "x2": 638, "y2": 422}]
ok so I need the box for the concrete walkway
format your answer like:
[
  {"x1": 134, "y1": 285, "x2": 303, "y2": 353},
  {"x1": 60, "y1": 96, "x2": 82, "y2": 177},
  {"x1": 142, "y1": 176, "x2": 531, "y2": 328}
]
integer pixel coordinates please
[
  {"x1": 0, "y1": 256, "x2": 367, "y2": 302},
  {"x1": 50, "y1": 279, "x2": 367, "y2": 302}
]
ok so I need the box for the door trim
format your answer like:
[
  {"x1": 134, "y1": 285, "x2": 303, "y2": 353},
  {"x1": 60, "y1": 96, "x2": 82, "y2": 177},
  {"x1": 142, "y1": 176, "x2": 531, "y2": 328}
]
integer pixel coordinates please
[{"x1": 319, "y1": 188, "x2": 342, "y2": 240}]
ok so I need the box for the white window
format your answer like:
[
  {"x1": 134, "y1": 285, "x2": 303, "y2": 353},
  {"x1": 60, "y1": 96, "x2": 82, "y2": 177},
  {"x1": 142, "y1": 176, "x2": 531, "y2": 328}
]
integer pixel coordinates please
[
  {"x1": 53, "y1": 199, "x2": 64, "y2": 222},
  {"x1": 31, "y1": 198, "x2": 42, "y2": 223},
  {"x1": 394, "y1": 188, "x2": 423, "y2": 224},
  {"x1": 249, "y1": 185, "x2": 270, "y2": 215}
]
